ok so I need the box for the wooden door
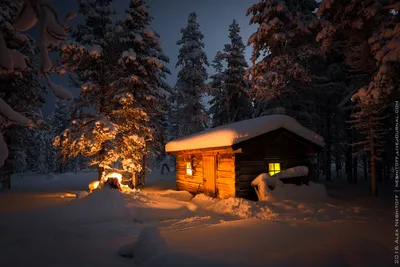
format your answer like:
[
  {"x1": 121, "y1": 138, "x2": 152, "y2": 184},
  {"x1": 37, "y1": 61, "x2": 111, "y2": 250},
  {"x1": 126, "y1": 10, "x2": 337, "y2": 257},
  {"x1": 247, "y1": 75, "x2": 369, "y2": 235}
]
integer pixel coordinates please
[{"x1": 203, "y1": 155, "x2": 216, "y2": 197}]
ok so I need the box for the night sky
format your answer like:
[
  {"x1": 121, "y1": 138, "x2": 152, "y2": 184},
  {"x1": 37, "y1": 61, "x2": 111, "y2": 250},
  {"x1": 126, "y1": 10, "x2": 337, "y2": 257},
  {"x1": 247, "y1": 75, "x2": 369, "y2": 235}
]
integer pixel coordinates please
[{"x1": 42, "y1": 0, "x2": 258, "y2": 116}]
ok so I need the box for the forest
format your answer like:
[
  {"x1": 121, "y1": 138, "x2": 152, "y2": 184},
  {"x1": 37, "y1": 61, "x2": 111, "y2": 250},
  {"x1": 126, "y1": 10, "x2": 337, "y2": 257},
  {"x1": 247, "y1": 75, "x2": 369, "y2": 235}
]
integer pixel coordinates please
[{"x1": 0, "y1": 0, "x2": 399, "y2": 197}]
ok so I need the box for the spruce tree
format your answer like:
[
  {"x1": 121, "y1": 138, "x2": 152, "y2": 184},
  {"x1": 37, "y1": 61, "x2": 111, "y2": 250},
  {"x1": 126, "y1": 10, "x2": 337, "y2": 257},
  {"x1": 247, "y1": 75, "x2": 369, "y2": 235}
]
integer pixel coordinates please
[
  {"x1": 56, "y1": 0, "x2": 151, "y2": 180},
  {"x1": 0, "y1": 0, "x2": 74, "y2": 168},
  {"x1": 172, "y1": 12, "x2": 209, "y2": 137},
  {"x1": 208, "y1": 51, "x2": 228, "y2": 127},
  {"x1": 246, "y1": 0, "x2": 319, "y2": 123},
  {"x1": 222, "y1": 20, "x2": 252, "y2": 123},
  {"x1": 122, "y1": 0, "x2": 171, "y2": 162},
  {"x1": 317, "y1": 0, "x2": 398, "y2": 195}
]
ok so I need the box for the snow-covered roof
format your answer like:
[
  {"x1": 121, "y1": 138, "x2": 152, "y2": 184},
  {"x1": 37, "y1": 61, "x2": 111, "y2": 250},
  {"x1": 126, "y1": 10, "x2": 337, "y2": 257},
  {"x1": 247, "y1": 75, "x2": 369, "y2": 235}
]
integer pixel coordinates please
[{"x1": 166, "y1": 114, "x2": 324, "y2": 152}]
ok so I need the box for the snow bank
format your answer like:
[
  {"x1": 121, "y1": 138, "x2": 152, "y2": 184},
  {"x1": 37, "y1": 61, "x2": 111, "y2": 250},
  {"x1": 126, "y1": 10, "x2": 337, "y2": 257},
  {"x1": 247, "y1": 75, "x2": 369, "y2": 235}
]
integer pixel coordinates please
[
  {"x1": 192, "y1": 194, "x2": 277, "y2": 219},
  {"x1": 268, "y1": 182, "x2": 328, "y2": 202},
  {"x1": 118, "y1": 226, "x2": 169, "y2": 264},
  {"x1": 252, "y1": 172, "x2": 327, "y2": 202},
  {"x1": 11, "y1": 171, "x2": 98, "y2": 191},
  {"x1": 59, "y1": 187, "x2": 128, "y2": 223},
  {"x1": 166, "y1": 114, "x2": 324, "y2": 152},
  {"x1": 272, "y1": 166, "x2": 309, "y2": 179}
]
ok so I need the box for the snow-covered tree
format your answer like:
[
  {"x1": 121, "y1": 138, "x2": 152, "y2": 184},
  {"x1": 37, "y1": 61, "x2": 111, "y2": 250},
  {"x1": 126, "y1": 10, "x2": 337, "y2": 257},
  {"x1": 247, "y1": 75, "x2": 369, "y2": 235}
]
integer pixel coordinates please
[
  {"x1": 246, "y1": 0, "x2": 319, "y2": 123},
  {"x1": 48, "y1": 99, "x2": 75, "y2": 172},
  {"x1": 0, "y1": 0, "x2": 75, "y2": 168},
  {"x1": 121, "y1": 0, "x2": 171, "y2": 162},
  {"x1": 208, "y1": 51, "x2": 228, "y2": 127},
  {"x1": 222, "y1": 20, "x2": 252, "y2": 123},
  {"x1": 56, "y1": 0, "x2": 151, "y2": 180},
  {"x1": 171, "y1": 12, "x2": 209, "y2": 138},
  {"x1": 317, "y1": 0, "x2": 398, "y2": 195}
]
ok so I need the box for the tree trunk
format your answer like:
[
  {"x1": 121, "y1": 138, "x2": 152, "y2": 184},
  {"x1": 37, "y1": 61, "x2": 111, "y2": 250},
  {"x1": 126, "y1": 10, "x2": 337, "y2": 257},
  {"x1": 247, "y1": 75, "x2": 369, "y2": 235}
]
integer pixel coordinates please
[
  {"x1": 369, "y1": 152, "x2": 378, "y2": 197},
  {"x1": 325, "y1": 99, "x2": 332, "y2": 181},
  {"x1": 353, "y1": 155, "x2": 358, "y2": 184},
  {"x1": 369, "y1": 120, "x2": 378, "y2": 197},
  {"x1": 346, "y1": 148, "x2": 353, "y2": 183},
  {"x1": 335, "y1": 152, "x2": 341, "y2": 180},
  {"x1": 363, "y1": 155, "x2": 368, "y2": 181},
  {"x1": 98, "y1": 166, "x2": 104, "y2": 181}
]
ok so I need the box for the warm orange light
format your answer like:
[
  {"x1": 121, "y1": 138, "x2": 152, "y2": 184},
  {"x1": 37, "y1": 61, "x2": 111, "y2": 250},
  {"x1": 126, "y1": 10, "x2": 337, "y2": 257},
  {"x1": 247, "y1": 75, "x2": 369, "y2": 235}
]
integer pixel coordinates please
[
  {"x1": 88, "y1": 180, "x2": 100, "y2": 192},
  {"x1": 186, "y1": 162, "x2": 193, "y2": 176}
]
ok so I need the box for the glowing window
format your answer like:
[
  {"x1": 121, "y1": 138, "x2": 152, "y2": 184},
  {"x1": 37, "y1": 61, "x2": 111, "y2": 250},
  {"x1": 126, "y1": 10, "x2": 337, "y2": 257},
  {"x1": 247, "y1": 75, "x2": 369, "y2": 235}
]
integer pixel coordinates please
[
  {"x1": 268, "y1": 162, "x2": 281, "y2": 176},
  {"x1": 186, "y1": 162, "x2": 193, "y2": 176}
]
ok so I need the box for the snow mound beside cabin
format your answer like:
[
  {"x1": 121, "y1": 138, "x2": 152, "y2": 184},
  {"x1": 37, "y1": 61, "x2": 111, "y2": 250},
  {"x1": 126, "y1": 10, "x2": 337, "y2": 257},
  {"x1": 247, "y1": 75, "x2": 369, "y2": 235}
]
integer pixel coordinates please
[
  {"x1": 192, "y1": 194, "x2": 277, "y2": 220},
  {"x1": 251, "y1": 172, "x2": 328, "y2": 202}
]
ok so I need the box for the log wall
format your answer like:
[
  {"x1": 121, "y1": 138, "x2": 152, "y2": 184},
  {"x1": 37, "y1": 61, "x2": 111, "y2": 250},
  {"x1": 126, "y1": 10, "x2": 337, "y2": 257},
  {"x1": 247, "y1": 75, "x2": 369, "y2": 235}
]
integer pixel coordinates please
[
  {"x1": 216, "y1": 153, "x2": 235, "y2": 198},
  {"x1": 175, "y1": 153, "x2": 204, "y2": 195}
]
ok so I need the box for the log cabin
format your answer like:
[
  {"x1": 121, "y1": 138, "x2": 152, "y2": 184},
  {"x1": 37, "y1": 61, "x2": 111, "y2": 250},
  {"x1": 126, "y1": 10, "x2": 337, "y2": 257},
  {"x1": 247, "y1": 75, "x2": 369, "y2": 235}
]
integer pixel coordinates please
[{"x1": 165, "y1": 114, "x2": 324, "y2": 200}]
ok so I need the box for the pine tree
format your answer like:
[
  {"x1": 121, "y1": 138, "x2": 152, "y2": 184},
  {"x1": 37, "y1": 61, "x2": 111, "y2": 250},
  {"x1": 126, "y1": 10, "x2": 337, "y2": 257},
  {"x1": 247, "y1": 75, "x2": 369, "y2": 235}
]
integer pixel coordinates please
[
  {"x1": 208, "y1": 51, "x2": 228, "y2": 127},
  {"x1": 222, "y1": 20, "x2": 252, "y2": 123},
  {"x1": 172, "y1": 12, "x2": 209, "y2": 137},
  {"x1": 48, "y1": 99, "x2": 75, "y2": 172},
  {"x1": 57, "y1": 0, "x2": 151, "y2": 180},
  {"x1": 317, "y1": 0, "x2": 398, "y2": 195},
  {"x1": 246, "y1": 0, "x2": 319, "y2": 122},
  {"x1": 0, "y1": 1, "x2": 45, "y2": 170},
  {"x1": 122, "y1": 0, "x2": 171, "y2": 163}
]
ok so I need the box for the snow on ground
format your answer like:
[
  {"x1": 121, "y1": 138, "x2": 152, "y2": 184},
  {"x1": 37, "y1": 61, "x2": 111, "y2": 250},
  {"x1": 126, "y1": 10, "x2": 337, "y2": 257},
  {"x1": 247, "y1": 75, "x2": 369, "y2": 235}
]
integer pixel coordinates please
[{"x1": 0, "y1": 171, "x2": 393, "y2": 266}]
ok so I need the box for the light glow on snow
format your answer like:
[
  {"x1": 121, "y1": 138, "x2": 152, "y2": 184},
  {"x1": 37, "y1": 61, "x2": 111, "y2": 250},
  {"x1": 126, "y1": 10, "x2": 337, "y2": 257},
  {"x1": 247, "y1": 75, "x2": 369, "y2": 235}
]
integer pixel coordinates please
[{"x1": 88, "y1": 180, "x2": 100, "y2": 192}]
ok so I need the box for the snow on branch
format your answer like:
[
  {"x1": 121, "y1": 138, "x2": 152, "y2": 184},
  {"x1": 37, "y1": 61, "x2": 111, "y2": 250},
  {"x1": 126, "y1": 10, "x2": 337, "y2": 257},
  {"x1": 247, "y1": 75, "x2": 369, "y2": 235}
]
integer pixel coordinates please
[
  {"x1": 44, "y1": 75, "x2": 74, "y2": 101},
  {"x1": 0, "y1": 97, "x2": 30, "y2": 125}
]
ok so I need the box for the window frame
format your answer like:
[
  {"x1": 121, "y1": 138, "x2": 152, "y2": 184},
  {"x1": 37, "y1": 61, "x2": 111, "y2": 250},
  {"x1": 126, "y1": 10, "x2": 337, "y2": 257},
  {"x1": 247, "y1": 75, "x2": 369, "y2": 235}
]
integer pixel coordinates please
[{"x1": 268, "y1": 162, "x2": 281, "y2": 176}]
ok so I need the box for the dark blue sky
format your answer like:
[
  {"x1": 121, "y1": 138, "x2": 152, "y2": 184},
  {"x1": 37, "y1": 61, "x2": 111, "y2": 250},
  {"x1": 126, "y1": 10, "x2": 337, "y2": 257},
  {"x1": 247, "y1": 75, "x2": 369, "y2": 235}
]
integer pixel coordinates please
[{"x1": 43, "y1": 0, "x2": 258, "y2": 116}]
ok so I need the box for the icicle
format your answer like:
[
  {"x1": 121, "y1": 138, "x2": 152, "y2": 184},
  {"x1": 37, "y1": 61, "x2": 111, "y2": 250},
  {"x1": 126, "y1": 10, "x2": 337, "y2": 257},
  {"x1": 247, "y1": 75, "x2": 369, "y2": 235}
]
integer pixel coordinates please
[
  {"x1": 13, "y1": 1, "x2": 38, "y2": 31},
  {"x1": 44, "y1": 75, "x2": 74, "y2": 101}
]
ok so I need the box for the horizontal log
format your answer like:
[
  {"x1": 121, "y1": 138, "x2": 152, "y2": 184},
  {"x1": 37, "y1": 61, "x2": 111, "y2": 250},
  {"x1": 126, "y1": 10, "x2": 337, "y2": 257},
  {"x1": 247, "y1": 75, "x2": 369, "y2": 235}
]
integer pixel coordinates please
[
  {"x1": 235, "y1": 181, "x2": 254, "y2": 190},
  {"x1": 217, "y1": 183, "x2": 235, "y2": 197},
  {"x1": 218, "y1": 157, "x2": 234, "y2": 163},
  {"x1": 217, "y1": 170, "x2": 234, "y2": 179},
  {"x1": 177, "y1": 174, "x2": 203, "y2": 183},
  {"x1": 218, "y1": 153, "x2": 235, "y2": 160},
  {"x1": 177, "y1": 180, "x2": 203, "y2": 194},
  {"x1": 217, "y1": 161, "x2": 234, "y2": 172},
  {"x1": 216, "y1": 177, "x2": 235, "y2": 185}
]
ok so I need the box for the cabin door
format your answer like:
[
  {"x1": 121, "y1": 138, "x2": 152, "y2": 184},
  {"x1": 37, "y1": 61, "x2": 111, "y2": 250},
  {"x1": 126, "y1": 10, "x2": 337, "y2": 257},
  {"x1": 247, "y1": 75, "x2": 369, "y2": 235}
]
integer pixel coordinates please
[{"x1": 203, "y1": 155, "x2": 216, "y2": 197}]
